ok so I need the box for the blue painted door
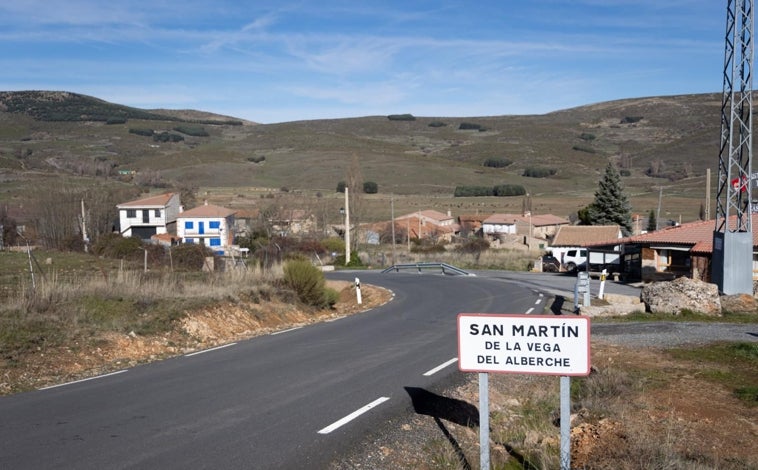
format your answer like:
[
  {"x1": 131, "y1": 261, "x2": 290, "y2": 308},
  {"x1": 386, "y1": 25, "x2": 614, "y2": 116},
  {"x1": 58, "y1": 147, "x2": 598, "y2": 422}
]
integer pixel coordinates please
[{"x1": 199, "y1": 221, "x2": 205, "y2": 234}]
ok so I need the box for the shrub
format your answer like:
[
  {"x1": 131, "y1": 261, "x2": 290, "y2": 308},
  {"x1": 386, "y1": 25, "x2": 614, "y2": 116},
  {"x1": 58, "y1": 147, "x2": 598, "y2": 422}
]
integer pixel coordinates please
[
  {"x1": 493, "y1": 184, "x2": 526, "y2": 196},
  {"x1": 620, "y1": 169, "x2": 631, "y2": 176},
  {"x1": 411, "y1": 243, "x2": 446, "y2": 254},
  {"x1": 579, "y1": 132, "x2": 596, "y2": 141},
  {"x1": 454, "y1": 185, "x2": 494, "y2": 197},
  {"x1": 106, "y1": 117, "x2": 127, "y2": 125},
  {"x1": 428, "y1": 121, "x2": 447, "y2": 128},
  {"x1": 153, "y1": 132, "x2": 184, "y2": 143},
  {"x1": 483, "y1": 158, "x2": 512, "y2": 168},
  {"x1": 334, "y1": 251, "x2": 363, "y2": 268},
  {"x1": 363, "y1": 181, "x2": 378, "y2": 194},
  {"x1": 247, "y1": 155, "x2": 266, "y2": 163},
  {"x1": 322, "y1": 237, "x2": 345, "y2": 254},
  {"x1": 387, "y1": 114, "x2": 415, "y2": 121},
  {"x1": 523, "y1": 167, "x2": 557, "y2": 178},
  {"x1": 620, "y1": 116, "x2": 643, "y2": 124},
  {"x1": 459, "y1": 122, "x2": 483, "y2": 131},
  {"x1": 129, "y1": 128, "x2": 154, "y2": 137},
  {"x1": 171, "y1": 243, "x2": 215, "y2": 270},
  {"x1": 173, "y1": 125, "x2": 209, "y2": 137},
  {"x1": 336, "y1": 181, "x2": 346, "y2": 193},
  {"x1": 283, "y1": 259, "x2": 334, "y2": 308},
  {"x1": 456, "y1": 238, "x2": 490, "y2": 254},
  {"x1": 92, "y1": 233, "x2": 144, "y2": 260}
]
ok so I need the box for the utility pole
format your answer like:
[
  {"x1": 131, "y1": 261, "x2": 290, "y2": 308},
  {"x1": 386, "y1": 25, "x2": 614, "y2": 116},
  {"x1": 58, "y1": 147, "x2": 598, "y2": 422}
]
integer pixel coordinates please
[
  {"x1": 713, "y1": 0, "x2": 754, "y2": 294},
  {"x1": 344, "y1": 187, "x2": 351, "y2": 263},
  {"x1": 706, "y1": 168, "x2": 712, "y2": 220},
  {"x1": 656, "y1": 187, "x2": 662, "y2": 230},
  {"x1": 390, "y1": 194, "x2": 396, "y2": 265}
]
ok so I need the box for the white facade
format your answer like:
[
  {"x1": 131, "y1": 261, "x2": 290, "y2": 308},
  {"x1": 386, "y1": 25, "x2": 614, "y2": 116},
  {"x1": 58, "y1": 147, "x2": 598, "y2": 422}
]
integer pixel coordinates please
[
  {"x1": 176, "y1": 203, "x2": 236, "y2": 255},
  {"x1": 117, "y1": 193, "x2": 181, "y2": 239},
  {"x1": 482, "y1": 222, "x2": 517, "y2": 235}
]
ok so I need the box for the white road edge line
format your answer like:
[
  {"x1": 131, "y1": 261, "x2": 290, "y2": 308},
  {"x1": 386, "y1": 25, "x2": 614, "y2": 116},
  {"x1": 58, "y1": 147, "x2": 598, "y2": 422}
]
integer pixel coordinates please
[
  {"x1": 526, "y1": 307, "x2": 535, "y2": 314},
  {"x1": 185, "y1": 342, "x2": 237, "y2": 357},
  {"x1": 534, "y1": 298, "x2": 542, "y2": 304},
  {"x1": 39, "y1": 370, "x2": 128, "y2": 390},
  {"x1": 317, "y1": 396, "x2": 390, "y2": 434},
  {"x1": 271, "y1": 326, "x2": 302, "y2": 335},
  {"x1": 423, "y1": 357, "x2": 458, "y2": 377}
]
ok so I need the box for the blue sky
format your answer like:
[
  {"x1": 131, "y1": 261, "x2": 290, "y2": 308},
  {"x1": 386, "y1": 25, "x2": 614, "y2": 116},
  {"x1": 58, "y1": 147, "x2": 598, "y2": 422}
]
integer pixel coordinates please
[{"x1": 0, "y1": 1, "x2": 724, "y2": 123}]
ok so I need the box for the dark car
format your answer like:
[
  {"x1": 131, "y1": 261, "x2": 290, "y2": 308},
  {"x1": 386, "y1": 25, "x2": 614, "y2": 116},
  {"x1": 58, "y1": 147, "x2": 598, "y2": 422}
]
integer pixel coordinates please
[{"x1": 540, "y1": 255, "x2": 561, "y2": 272}]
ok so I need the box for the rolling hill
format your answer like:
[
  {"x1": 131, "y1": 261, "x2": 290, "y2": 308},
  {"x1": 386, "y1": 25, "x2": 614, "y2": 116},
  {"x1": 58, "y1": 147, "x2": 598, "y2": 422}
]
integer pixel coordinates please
[{"x1": 0, "y1": 90, "x2": 726, "y2": 225}]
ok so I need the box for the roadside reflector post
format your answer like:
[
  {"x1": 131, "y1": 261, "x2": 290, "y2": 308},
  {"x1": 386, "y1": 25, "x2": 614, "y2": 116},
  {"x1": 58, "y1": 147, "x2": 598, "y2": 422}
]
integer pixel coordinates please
[
  {"x1": 574, "y1": 271, "x2": 591, "y2": 312},
  {"x1": 598, "y1": 269, "x2": 607, "y2": 300},
  {"x1": 354, "y1": 277, "x2": 362, "y2": 305}
]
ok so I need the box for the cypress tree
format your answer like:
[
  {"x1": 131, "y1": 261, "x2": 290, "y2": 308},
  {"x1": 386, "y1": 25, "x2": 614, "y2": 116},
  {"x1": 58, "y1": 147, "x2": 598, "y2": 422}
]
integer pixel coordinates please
[
  {"x1": 647, "y1": 209, "x2": 657, "y2": 232},
  {"x1": 587, "y1": 162, "x2": 633, "y2": 235}
]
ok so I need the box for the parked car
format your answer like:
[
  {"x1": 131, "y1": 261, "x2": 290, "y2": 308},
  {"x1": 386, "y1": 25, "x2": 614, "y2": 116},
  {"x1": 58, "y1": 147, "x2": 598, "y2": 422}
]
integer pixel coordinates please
[{"x1": 540, "y1": 254, "x2": 561, "y2": 272}]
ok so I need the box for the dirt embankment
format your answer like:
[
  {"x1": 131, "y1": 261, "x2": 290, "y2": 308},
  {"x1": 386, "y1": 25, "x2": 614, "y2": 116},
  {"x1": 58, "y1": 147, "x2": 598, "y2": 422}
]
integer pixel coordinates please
[{"x1": 0, "y1": 281, "x2": 390, "y2": 394}]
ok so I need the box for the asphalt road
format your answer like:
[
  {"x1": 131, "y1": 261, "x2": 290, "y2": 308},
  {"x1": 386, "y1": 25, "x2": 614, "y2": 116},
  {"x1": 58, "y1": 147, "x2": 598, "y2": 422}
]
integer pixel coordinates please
[{"x1": 0, "y1": 271, "x2": 543, "y2": 469}]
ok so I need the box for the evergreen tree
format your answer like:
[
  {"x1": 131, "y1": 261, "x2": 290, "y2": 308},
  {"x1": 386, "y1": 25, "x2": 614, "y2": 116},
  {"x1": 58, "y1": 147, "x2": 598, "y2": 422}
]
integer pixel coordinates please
[
  {"x1": 586, "y1": 162, "x2": 633, "y2": 235},
  {"x1": 647, "y1": 209, "x2": 657, "y2": 232}
]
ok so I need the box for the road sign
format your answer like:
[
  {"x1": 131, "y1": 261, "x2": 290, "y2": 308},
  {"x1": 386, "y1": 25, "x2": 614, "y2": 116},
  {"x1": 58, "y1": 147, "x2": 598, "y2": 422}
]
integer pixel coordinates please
[{"x1": 457, "y1": 314, "x2": 591, "y2": 376}]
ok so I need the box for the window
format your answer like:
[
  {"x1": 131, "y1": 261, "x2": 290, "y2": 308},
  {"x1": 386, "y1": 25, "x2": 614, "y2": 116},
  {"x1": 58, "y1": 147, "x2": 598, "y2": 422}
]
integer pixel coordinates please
[
  {"x1": 209, "y1": 221, "x2": 220, "y2": 229},
  {"x1": 210, "y1": 238, "x2": 221, "y2": 247},
  {"x1": 154, "y1": 209, "x2": 161, "y2": 218},
  {"x1": 126, "y1": 209, "x2": 136, "y2": 218},
  {"x1": 185, "y1": 221, "x2": 194, "y2": 229}
]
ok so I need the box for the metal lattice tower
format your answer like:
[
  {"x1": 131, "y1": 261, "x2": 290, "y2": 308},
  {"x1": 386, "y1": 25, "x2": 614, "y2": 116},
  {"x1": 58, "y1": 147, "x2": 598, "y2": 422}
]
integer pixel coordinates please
[{"x1": 713, "y1": 0, "x2": 754, "y2": 294}]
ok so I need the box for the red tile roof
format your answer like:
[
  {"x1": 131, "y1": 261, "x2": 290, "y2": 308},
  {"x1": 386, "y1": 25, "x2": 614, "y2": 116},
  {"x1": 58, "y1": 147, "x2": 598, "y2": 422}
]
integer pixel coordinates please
[
  {"x1": 179, "y1": 203, "x2": 236, "y2": 218},
  {"x1": 589, "y1": 214, "x2": 758, "y2": 253},
  {"x1": 118, "y1": 192, "x2": 176, "y2": 208},
  {"x1": 552, "y1": 225, "x2": 621, "y2": 246}
]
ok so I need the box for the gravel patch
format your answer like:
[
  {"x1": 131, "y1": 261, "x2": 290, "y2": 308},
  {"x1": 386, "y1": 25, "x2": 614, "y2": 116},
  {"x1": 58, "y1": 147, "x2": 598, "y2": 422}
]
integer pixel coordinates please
[{"x1": 591, "y1": 321, "x2": 758, "y2": 347}]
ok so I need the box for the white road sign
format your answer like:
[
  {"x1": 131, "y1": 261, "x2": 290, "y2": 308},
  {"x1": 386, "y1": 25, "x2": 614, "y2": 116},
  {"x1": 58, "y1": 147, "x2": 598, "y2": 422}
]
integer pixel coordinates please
[{"x1": 458, "y1": 314, "x2": 591, "y2": 376}]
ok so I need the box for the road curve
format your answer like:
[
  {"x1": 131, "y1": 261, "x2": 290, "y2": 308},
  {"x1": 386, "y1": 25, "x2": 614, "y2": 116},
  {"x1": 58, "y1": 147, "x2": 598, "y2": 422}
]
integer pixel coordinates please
[{"x1": 0, "y1": 270, "x2": 542, "y2": 469}]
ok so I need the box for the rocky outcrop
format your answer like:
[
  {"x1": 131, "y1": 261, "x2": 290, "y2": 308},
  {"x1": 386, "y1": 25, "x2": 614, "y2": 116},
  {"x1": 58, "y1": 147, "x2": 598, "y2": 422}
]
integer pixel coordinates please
[
  {"x1": 720, "y1": 293, "x2": 758, "y2": 314},
  {"x1": 640, "y1": 277, "x2": 721, "y2": 316}
]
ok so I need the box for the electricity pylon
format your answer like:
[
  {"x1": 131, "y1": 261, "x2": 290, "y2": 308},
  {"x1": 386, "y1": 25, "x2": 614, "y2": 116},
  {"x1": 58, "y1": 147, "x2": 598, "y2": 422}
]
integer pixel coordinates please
[{"x1": 713, "y1": 0, "x2": 754, "y2": 294}]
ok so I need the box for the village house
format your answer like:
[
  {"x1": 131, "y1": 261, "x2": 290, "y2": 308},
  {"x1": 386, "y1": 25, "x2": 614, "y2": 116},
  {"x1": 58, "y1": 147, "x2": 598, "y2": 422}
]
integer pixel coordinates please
[
  {"x1": 176, "y1": 201, "x2": 236, "y2": 255},
  {"x1": 549, "y1": 225, "x2": 622, "y2": 267},
  {"x1": 269, "y1": 208, "x2": 316, "y2": 236},
  {"x1": 393, "y1": 210, "x2": 459, "y2": 242},
  {"x1": 116, "y1": 192, "x2": 181, "y2": 240},
  {"x1": 457, "y1": 214, "x2": 486, "y2": 237},
  {"x1": 482, "y1": 213, "x2": 570, "y2": 240},
  {"x1": 585, "y1": 215, "x2": 758, "y2": 282}
]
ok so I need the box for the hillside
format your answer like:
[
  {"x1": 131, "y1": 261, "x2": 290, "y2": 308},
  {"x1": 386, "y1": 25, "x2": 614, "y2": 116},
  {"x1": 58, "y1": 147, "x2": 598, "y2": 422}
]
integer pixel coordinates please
[{"x1": 0, "y1": 91, "x2": 724, "y2": 224}]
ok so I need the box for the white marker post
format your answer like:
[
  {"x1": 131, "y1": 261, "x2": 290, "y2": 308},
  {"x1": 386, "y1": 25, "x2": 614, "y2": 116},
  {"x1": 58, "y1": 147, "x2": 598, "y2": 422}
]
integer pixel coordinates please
[
  {"x1": 458, "y1": 314, "x2": 591, "y2": 470},
  {"x1": 354, "y1": 277, "x2": 362, "y2": 305},
  {"x1": 598, "y1": 269, "x2": 607, "y2": 300}
]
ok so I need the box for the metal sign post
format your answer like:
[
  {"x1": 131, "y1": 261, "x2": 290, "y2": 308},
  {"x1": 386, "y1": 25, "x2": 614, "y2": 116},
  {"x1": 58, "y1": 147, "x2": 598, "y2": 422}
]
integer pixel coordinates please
[{"x1": 458, "y1": 314, "x2": 591, "y2": 470}]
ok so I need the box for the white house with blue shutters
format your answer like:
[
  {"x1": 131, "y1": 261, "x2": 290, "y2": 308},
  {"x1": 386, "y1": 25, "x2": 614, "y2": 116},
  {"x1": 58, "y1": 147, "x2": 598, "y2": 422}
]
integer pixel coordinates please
[{"x1": 176, "y1": 202, "x2": 236, "y2": 255}]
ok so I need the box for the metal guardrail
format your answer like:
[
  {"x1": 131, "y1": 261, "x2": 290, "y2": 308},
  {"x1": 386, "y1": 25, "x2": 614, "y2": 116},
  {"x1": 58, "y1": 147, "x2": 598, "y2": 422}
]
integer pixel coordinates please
[{"x1": 381, "y1": 262, "x2": 474, "y2": 276}]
